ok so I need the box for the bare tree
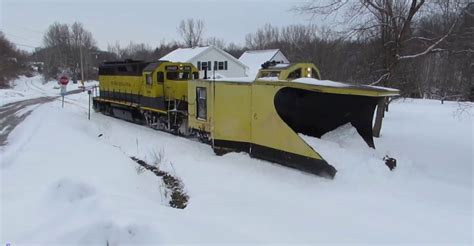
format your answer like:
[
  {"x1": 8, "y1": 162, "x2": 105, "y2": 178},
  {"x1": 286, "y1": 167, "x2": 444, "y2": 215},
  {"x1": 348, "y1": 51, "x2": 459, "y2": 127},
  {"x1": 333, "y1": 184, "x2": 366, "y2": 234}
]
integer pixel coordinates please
[
  {"x1": 409, "y1": 2, "x2": 473, "y2": 100},
  {"x1": 177, "y1": 19, "x2": 205, "y2": 47},
  {"x1": 295, "y1": 0, "x2": 462, "y2": 87},
  {"x1": 107, "y1": 41, "x2": 165, "y2": 61},
  {"x1": 0, "y1": 32, "x2": 30, "y2": 88},
  {"x1": 224, "y1": 42, "x2": 246, "y2": 58},
  {"x1": 70, "y1": 22, "x2": 96, "y2": 81},
  {"x1": 205, "y1": 37, "x2": 226, "y2": 49},
  {"x1": 41, "y1": 22, "x2": 97, "y2": 80},
  {"x1": 107, "y1": 41, "x2": 124, "y2": 59},
  {"x1": 280, "y1": 24, "x2": 318, "y2": 61},
  {"x1": 154, "y1": 40, "x2": 181, "y2": 59},
  {"x1": 245, "y1": 24, "x2": 280, "y2": 49}
]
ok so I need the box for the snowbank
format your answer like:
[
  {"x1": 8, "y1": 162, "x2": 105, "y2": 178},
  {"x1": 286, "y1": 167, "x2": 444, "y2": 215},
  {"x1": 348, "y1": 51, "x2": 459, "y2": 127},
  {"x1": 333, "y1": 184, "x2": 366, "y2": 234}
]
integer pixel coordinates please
[
  {"x1": 208, "y1": 76, "x2": 254, "y2": 83},
  {"x1": 293, "y1": 77, "x2": 400, "y2": 92},
  {"x1": 293, "y1": 77, "x2": 350, "y2": 87},
  {"x1": 0, "y1": 78, "x2": 472, "y2": 244}
]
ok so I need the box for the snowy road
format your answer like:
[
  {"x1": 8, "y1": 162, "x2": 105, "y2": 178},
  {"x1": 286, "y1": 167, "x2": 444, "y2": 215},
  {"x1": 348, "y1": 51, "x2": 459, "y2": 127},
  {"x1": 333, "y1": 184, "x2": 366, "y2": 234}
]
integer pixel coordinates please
[
  {"x1": 0, "y1": 87, "x2": 85, "y2": 146},
  {"x1": 0, "y1": 97, "x2": 57, "y2": 146}
]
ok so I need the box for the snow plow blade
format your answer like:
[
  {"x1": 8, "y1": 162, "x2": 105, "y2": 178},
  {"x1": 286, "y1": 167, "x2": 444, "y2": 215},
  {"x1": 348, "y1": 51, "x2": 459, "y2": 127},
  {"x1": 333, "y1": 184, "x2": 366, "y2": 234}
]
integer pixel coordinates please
[{"x1": 274, "y1": 87, "x2": 379, "y2": 148}]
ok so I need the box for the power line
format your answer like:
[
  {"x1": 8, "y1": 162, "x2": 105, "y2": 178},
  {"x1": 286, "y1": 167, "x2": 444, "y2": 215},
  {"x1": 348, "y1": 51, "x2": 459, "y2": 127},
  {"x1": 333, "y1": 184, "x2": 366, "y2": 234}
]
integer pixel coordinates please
[
  {"x1": 0, "y1": 29, "x2": 41, "y2": 49},
  {"x1": 11, "y1": 42, "x2": 39, "y2": 49},
  {"x1": 5, "y1": 24, "x2": 44, "y2": 35},
  {"x1": 3, "y1": 33, "x2": 41, "y2": 47},
  {"x1": 3, "y1": 32, "x2": 41, "y2": 43}
]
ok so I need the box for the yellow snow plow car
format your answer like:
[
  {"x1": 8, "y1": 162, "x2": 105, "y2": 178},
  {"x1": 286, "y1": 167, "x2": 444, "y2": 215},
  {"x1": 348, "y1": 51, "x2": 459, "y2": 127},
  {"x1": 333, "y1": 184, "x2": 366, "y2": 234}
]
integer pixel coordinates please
[{"x1": 187, "y1": 63, "x2": 399, "y2": 178}]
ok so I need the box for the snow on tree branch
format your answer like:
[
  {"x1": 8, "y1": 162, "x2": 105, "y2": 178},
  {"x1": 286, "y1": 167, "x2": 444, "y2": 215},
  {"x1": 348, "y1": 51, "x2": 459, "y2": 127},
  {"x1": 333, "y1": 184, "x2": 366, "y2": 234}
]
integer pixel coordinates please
[
  {"x1": 403, "y1": 36, "x2": 440, "y2": 43},
  {"x1": 370, "y1": 72, "x2": 391, "y2": 86}
]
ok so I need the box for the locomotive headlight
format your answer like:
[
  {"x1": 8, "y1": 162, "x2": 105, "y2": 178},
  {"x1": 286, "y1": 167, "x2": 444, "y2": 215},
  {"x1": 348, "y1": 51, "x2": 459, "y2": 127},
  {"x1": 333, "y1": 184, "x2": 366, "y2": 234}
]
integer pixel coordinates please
[{"x1": 307, "y1": 67, "x2": 311, "y2": 77}]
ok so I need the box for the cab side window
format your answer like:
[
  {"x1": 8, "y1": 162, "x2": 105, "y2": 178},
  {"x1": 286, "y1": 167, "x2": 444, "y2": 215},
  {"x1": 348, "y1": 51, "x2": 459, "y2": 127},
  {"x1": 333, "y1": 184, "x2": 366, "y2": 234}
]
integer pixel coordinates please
[
  {"x1": 157, "y1": 72, "x2": 164, "y2": 83},
  {"x1": 196, "y1": 87, "x2": 207, "y2": 120},
  {"x1": 311, "y1": 68, "x2": 320, "y2": 79},
  {"x1": 146, "y1": 74, "x2": 152, "y2": 85},
  {"x1": 182, "y1": 72, "x2": 189, "y2": 80},
  {"x1": 287, "y1": 68, "x2": 302, "y2": 79}
]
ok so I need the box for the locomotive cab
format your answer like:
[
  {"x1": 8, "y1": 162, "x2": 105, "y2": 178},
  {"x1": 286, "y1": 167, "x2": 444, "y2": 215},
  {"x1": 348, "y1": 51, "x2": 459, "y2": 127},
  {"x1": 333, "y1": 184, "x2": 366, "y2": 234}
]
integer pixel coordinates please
[
  {"x1": 256, "y1": 63, "x2": 321, "y2": 80},
  {"x1": 162, "y1": 64, "x2": 199, "y2": 104}
]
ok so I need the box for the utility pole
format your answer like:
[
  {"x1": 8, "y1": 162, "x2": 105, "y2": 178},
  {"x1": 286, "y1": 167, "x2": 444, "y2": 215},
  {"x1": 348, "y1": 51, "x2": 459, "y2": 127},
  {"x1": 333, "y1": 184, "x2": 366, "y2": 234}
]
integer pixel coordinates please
[
  {"x1": 79, "y1": 41, "x2": 85, "y2": 87},
  {"x1": 34, "y1": 47, "x2": 39, "y2": 62}
]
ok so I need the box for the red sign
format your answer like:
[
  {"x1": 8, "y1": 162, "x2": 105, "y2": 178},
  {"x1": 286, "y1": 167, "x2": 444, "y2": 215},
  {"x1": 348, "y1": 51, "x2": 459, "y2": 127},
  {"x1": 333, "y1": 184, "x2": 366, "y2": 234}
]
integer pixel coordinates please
[{"x1": 59, "y1": 76, "x2": 69, "y2": 85}]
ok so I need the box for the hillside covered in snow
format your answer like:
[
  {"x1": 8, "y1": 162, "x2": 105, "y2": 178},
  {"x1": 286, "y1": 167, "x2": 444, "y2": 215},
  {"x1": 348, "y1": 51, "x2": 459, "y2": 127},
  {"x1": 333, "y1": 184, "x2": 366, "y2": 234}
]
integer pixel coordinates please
[{"x1": 0, "y1": 76, "x2": 472, "y2": 244}]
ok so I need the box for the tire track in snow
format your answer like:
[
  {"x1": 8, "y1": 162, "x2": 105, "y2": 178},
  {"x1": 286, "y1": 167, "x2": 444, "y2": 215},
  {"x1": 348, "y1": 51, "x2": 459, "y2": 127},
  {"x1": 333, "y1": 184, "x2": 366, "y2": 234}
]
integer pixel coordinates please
[
  {"x1": 0, "y1": 97, "x2": 58, "y2": 146},
  {"x1": 24, "y1": 77, "x2": 49, "y2": 96},
  {"x1": 0, "y1": 88, "x2": 90, "y2": 147},
  {"x1": 1, "y1": 77, "x2": 96, "y2": 147}
]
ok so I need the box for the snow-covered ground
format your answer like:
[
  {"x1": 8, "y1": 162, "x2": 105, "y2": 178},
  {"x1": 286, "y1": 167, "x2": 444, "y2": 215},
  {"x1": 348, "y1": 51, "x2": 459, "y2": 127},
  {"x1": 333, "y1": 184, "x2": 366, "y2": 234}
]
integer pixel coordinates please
[{"x1": 0, "y1": 76, "x2": 472, "y2": 245}]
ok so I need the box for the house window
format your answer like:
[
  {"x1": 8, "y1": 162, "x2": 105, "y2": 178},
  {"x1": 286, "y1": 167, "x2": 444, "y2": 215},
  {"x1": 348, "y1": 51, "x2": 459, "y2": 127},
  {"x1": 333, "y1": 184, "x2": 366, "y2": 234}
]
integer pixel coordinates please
[
  {"x1": 197, "y1": 61, "x2": 201, "y2": 70},
  {"x1": 201, "y1": 62, "x2": 207, "y2": 71},
  {"x1": 214, "y1": 61, "x2": 218, "y2": 70},
  {"x1": 224, "y1": 61, "x2": 228, "y2": 70},
  {"x1": 218, "y1": 61, "x2": 224, "y2": 70},
  {"x1": 146, "y1": 74, "x2": 152, "y2": 85},
  {"x1": 196, "y1": 87, "x2": 207, "y2": 120},
  {"x1": 207, "y1": 61, "x2": 211, "y2": 71}
]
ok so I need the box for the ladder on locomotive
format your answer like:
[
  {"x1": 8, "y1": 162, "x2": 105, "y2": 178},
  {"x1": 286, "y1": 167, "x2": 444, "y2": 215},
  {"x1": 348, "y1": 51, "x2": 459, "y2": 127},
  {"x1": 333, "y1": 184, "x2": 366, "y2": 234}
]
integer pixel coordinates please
[{"x1": 166, "y1": 97, "x2": 187, "y2": 132}]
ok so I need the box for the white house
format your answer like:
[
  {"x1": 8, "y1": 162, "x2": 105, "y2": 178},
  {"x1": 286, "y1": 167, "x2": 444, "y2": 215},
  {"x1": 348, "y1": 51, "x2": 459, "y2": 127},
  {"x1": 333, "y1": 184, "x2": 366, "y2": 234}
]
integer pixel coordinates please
[
  {"x1": 239, "y1": 49, "x2": 290, "y2": 78},
  {"x1": 160, "y1": 46, "x2": 247, "y2": 78}
]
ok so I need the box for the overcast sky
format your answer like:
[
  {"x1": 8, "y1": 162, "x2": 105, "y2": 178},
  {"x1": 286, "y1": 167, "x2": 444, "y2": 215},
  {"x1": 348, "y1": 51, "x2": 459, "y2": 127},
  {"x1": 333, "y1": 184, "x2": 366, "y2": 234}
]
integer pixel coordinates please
[{"x1": 1, "y1": 0, "x2": 325, "y2": 52}]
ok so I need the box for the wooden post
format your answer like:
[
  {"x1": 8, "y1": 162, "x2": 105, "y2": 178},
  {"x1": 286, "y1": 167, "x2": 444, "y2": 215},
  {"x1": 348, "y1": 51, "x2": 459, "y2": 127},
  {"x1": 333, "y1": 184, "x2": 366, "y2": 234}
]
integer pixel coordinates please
[{"x1": 373, "y1": 97, "x2": 385, "y2": 138}]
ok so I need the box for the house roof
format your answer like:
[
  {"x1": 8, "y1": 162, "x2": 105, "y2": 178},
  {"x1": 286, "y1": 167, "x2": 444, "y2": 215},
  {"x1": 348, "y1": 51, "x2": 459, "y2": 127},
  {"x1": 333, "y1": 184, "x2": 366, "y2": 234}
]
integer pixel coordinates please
[
  {"x1": 238, "y1": 49, "x2": 287, "y2": 77},
  {"x1": 160, "y1": 46, "x2": 209, "y2": 62},
  {"x1": 160, "y1": 46, "x2": 248, "y2": 69}
]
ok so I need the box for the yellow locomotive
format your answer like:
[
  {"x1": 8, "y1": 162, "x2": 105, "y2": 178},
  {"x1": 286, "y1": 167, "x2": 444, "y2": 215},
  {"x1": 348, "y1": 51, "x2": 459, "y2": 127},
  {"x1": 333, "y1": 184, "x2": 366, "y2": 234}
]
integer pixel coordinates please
[
  {"x1": 93, "y1": 60, "x2": 399, "y2": 178},
  {"x1": 94, "y1": 60, "x2": 199, "y2": 133}
]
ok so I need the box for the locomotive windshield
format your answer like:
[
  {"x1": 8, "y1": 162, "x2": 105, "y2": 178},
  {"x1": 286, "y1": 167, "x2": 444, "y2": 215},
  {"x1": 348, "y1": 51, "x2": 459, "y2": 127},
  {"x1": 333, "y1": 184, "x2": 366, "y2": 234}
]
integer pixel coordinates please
[
  {"x1": 166, "y1": 72, "x2": 191, "y2": 80},
  {"x1": 259, "y1": 71, "x2": 280, "y2": 78},
  {"x1": 164, "y1": 65, "x2": 195, "y2": 80}
]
